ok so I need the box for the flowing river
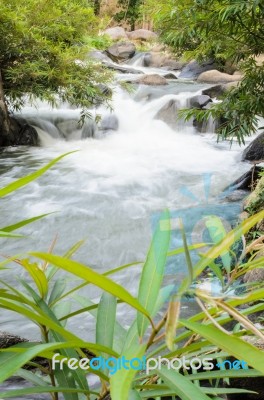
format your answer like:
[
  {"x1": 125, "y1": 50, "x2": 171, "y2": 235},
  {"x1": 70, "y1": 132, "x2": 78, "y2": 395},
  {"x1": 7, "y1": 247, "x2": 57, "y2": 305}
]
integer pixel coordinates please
[{"x1": 0, "y1": 61, "x2": 251, "y2": 344}]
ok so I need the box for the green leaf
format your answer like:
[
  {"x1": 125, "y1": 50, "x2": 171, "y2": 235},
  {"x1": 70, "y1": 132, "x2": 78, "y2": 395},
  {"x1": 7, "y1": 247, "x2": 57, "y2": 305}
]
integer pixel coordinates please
[
  {"x1": 0, "y1": 231, "x2": 24, "y2": 238},
  {"x1": 0, "y1": 152, "x2": 76, "y2": 198},
  {"x1": 137, "y1": 210, "x2": 171, "y2": 337},
  {"x1": 96, "y1": 292, "x2": 117, "y2": 374},
  {"x1": 155, "y1": 366, "x2": 212, "y2": 400},
  {"x1": 180, "y1": 319, "x2": 264, "y2": 374},
  {"x1": 205, "y1": 215, "x2": 231, "y2": 274},
  {"x1": 31, "y1": 252, "x2": 151, "y2": 320},
  {"x1": 20, "y1": 259, "x2": 48, "y2": 298},
  {"x1": 165, "y1": 296, "x2": 181, "y2": 351},
  {"x1": 0, "y1": 341, "x2": 117, "y2": 383},
  {"x1": 110, "y1": 343, "x2": 146, "y2": 400},
  {"x1": 0, "y1": 213, "x2": 52, "y2": 232},
  {"x1": 0, "y1": 387, "x2": 99, "y2": 398},
  {"x1": 96, "y1": 293, "x2": 117, "y2": 350},
  {"x1": 187, "y1": 368, "x2": 264, "y2": 380},
  {"x1": 178, "y1": 211, "x2": 264, "y2": 296}
]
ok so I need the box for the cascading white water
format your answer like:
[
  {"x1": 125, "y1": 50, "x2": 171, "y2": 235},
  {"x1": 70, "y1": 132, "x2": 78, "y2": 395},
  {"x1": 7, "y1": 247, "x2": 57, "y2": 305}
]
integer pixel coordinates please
[{"x1": 0, "y1": 79, "x2": 251, "y2": 341}]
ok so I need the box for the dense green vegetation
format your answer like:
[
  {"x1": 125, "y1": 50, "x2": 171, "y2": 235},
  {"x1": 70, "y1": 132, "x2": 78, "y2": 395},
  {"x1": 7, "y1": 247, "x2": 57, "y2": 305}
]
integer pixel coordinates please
[
  {"x1": 145, "y1": 0, "x2": 264, "y2": 143},
  {"x1": 0, "y1": 0, "x2": 112, "y2": 142},
  {"x1": 114, "y1": 0, "x2": 143, "y2": 30}
]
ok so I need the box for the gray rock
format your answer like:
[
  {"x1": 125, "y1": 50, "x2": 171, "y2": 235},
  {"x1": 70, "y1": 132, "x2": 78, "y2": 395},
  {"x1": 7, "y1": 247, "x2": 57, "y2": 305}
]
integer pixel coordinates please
[
  {"x1": 104, "y1": 62, "x2": 143, "y2": 74},
  {"x1": 189, "y1": 95, "x2": 212, "y2": 109},
  {"x1": 165, "y1": 60, "x2": 187, "y2": 70},
  {"x1": 223, "y1": 189, "x2": 248, "y2": 202},
  {"x1": 89, "y1": 51, "x2": 113, "y2": 63},
  {"x1": 135, "y1": 74, "x2": 168, "y2": 86},
  {"x1": 164, "y1": 73, "x2": 178, "y2": 79},
  {"x1": 143, "y1": 52, "x2": 185, "y2": 69},
  {"x1": 202, "y1": 85, "x2": 225, "y2": 98},
  {"x1": 127, "y1": 29, "x2": 158, "y2": 41},
  {"x1": 0, "y1": 331, "x2": 28, "y2": 348},
  {"x1": 242, "y1": 133, "x2": 264, "y2": 163},
  {"x1": 225, "y1": 166, "x2": 263, "y2": 191},
  {"x1": 105, "y1": 41, "x2": 136, "y2": 62},
  {"x1": 179, "y1": 60, "x2": 217, "y2": 79},
  {"x1": 104, "y1": 27, "x2": 128, "y2": 40},
  {"x1": 154, "y1": 99, "x2": 178, "y2": 128}
]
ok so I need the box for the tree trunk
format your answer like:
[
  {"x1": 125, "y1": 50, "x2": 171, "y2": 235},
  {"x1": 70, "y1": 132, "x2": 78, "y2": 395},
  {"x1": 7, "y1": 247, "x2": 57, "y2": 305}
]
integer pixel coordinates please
[
  {"x1": 0, "y1": 70, "x2": 11, "y2": 145},
  {"x1": 94, "y1": 0, "x2": 101, "y2": 16}
]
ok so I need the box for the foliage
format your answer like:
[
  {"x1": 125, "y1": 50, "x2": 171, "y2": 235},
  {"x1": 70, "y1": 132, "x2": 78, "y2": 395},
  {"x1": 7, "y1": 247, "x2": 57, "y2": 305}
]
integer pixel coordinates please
[
  {"x1": 0, "y1": 0, "x2": 112, "y2": 115},
  {"x1": 83, "y1": 34, "x2": 113, "y2": 51},
  {"x1": 144, "y1": 0, "x2": 264, "y2": 143},
  {"x1": 114, "y1": 0, "x2": 143, "y2": 30},
  {"x1": 0, "y1": 157, "x2": 264, "y2": 399}
]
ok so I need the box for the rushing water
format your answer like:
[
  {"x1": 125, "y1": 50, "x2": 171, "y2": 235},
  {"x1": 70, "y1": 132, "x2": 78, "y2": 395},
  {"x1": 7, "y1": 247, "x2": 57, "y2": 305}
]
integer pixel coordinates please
[{"x1": 0, "y1": 66, "x2": 251, "y2": 345}]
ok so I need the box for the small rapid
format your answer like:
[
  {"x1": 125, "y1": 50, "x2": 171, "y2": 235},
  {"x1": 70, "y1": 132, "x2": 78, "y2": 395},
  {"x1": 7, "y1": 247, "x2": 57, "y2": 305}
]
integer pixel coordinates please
[{"x1": 0, "y1": 77, "x2": 250, "y2": 340}]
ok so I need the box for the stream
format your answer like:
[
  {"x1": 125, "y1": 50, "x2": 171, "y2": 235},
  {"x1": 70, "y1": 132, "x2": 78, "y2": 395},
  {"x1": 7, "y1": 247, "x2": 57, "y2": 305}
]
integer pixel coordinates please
[{"x1": 0, "y1": 57, "x2": 253, "y2": 397}]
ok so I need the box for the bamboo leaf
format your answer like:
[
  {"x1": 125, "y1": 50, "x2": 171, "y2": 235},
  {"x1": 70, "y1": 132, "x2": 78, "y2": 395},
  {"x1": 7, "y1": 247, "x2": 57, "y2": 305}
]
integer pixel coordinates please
[
  {"x1": 178, "y1": 211, "x2": 264, "y2": 296},
  {"x1": 1, "y1": 213, "x2": 52, "y2": 232},
  {"x1": 31, "y1": 252, "x2": 151, "y2": 320},
  {"x1": 0, "y1": 386, "x2": 99, "y2": 398},
  {"x1": 96, "y1": 293, "x2": 116, "y2": 350},
  {"x1": 165, "y1": 296, "x2": 181, "y2": 351},
  {"x1": 0, "y1": 340, "x2": 118, "y2": 383},
  {"x1": 180, "y1": 319, "x2": 264, "y2": 374},
  {"x1": 0, "y1": 231, "x2": 24, "y2": 238},
  {"x1": 137, "y1": 210, "x2": 171, "y2": 337},
  {"x1": 96, "y1": 292, "x2": 117, "y2": 373},
  {"x1": 155, "y1": 366, "x2": 212, "y2": 400},
  {"x1": 110, "y1": 343, "x2": 146, "y2": 400},
  {"x1": 20, "y1": 259, "x2": 48, "y2": 298},
  {"x1": 0, "y1": 152, "x2": 76, "y2": 198}
]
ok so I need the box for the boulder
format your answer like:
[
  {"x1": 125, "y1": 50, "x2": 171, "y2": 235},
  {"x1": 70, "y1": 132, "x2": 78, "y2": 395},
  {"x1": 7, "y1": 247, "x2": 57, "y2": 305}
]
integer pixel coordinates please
[
  {"x1": 104, "y1": 62, "x2": 143, "y2": 74},
  {"x1": 0, "y1": 116, "x2": 39, "y2": 147},
  {"x1": 242, "y1": 132, "x2": 264, "y2": 163},
  {"x1": 179, "y1": 60, "x2": 217, "y2": 79},
  {"x1": 99, "y1": 114, "x2": 119, "y2": 132},
  {"x1": 189, "y1": 95, "x2": 212, "y2": 109},
  {"x1": 163, "y1": 73, "x2": 178, "y2": 79},
  {"x1": 89, "y1": 50, "x2": 113, "y2": 63},
  {"x1": 105, "y1": 41, "x2": 136, "y2": 62},
  {"x1": 104, "y1": 27, "x2": 128, "y2": 41},
  {"x1": 202, "y1": 85, "x2": 225, "y2": 98},
  {"x1": 143, "y1": 52, "x2": 186, "y2": 69},
  {"x1": 0, "y1": 331, "x2": 28, "y2": 348},
  {"x1": 135, "y1": 74, "x2": 168, "y2": 86},
  {"x1": 225, "y1": 166, "x2": 263, "y2": 191},
  {"x1": 127, "y1": 29, "x2": 158, "y2": 41},
  {"x1": 151, "y1": 44, "x2": 166, "y2": 52},
  {"x1": 154, "y1": 99, "x2": 178, "y2": 128},
  {"x1": 197, "y1": 69, "x2": 242, "y2": 83}
]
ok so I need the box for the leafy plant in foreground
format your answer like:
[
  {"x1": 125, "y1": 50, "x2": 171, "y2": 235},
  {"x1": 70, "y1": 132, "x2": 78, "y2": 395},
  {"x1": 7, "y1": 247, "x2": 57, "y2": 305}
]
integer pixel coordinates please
[{"x1": 0, "y1": 158, "x2": 263, "y2": 399}]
